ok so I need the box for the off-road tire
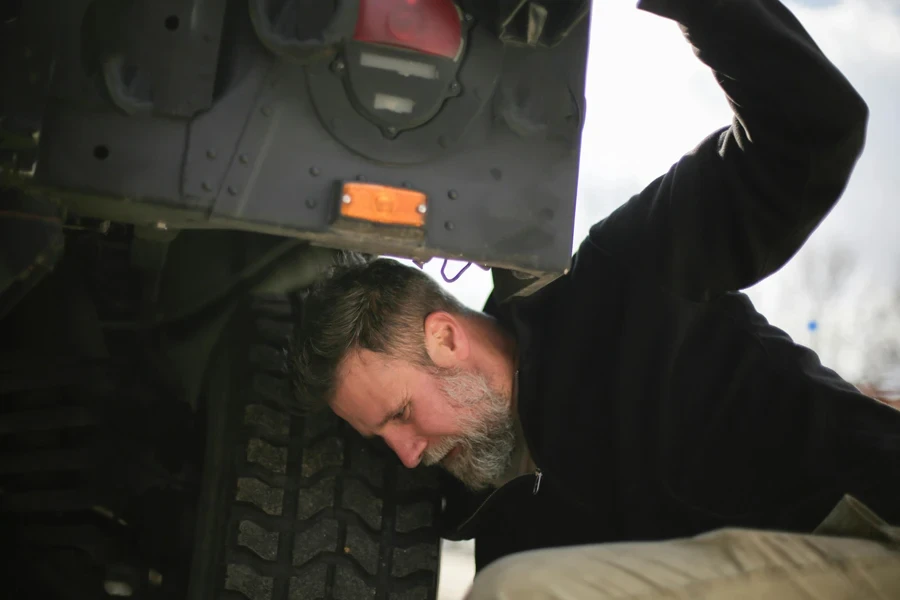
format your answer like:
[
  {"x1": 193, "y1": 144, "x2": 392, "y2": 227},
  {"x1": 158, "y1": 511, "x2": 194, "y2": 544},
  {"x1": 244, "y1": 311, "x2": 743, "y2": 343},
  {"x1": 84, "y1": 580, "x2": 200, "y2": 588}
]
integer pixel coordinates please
[{"x1": 189, "y1": 294, "x2": 443, "y2": 600}]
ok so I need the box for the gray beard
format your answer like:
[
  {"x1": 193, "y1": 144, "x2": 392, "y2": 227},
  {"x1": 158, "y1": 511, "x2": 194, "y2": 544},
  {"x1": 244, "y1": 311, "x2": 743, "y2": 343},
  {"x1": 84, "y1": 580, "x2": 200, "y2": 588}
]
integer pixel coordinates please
[{"x1": 422, "y1": 368, "x2": 516, "y2": 491}]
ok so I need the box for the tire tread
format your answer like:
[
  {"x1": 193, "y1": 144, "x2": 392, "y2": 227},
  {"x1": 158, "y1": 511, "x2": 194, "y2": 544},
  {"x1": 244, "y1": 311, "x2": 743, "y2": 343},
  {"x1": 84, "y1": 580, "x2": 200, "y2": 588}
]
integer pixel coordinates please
[{"x1": 218, "y1": 295, "x2": 441, "y2": 600}]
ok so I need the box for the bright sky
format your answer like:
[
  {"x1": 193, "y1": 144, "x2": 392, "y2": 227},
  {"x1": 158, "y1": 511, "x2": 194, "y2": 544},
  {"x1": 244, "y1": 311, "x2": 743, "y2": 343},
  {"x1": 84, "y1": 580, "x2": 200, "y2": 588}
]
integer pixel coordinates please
[{"x1": 411, "y1": 0, "x2": 900, "y2": 387}]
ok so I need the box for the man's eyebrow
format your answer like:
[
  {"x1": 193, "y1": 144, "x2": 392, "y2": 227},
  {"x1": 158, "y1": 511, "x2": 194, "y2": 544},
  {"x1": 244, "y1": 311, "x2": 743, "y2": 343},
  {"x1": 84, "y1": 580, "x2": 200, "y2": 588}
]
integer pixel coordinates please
[
  {"x1": 358, "y1": 412, "x2": 392, "y2": 440},
  {"x1": 374, "y1": 397, "x2": 409, "y2": 431},
  {"x1": 376, "y1": 406, "x2": 400, "y2": 429}
]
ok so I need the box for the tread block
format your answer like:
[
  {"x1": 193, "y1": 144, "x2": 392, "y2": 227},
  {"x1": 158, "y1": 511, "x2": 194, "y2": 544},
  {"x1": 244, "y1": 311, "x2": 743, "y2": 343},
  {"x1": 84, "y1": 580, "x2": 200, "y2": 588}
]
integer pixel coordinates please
[
  {"x1": 352, "y1": 443, "x2": 386, "y2": 489},
  {"x1": 289, "y1": 564, "x2": 328, "y2": 599},
  {"x1": 341, "y1": 478, "x2": 383, "y2": 530},
  {"x1": 390, "y1": 588, "x2": 430, "y2": 600},
  {"x1": 396, "y1": 467, "x2": 439, "y2": 493},
  {"x1": 236, "y1": 478, "x2": 284, "y2": 516},
  {"x1": 249, "y1": 345, "x2": 286, "y2": 371},
  {"x1": 292, "y1": 517, "x2": 339, "y2": 568},
  {"x1": 296, "y1": 476, "x2": 336, "y2": 520},
  {"x1": 333, "y1": 565, "x2": 374, "y2": 600},
  {"x1": 301, "y1": 411, "x2": 338, "y2": 443},
  {"x1": 253, "y1": 373, "x2": 292, "y2": 406},
  {"x1": 246, "y1": 438, "x2": 288, "y2": 474},
  {"x1": 344, "y1": 523, "x2": 379, "y2": 575},
  {"x1": 395, "y1": 501, "x2": 434, "y2": 534},
  {"x1": 301, "y1": 437, "x2": 344, "y2": 478},
  {"x1": 254, "y1": 318, "x2": 293, "y2": 344},
  {"x1": 391, "y1": 544, "x2": 439, "y2": 578},
  {"x1": 237, "y1": 520, "x2": 279, "y2": 562},
  {"x1": 224, "y1": 563, "x2": 273, "y2": 600},
  {"x1": 244, "y1": 404, "x2": 290, "y2": 438}
]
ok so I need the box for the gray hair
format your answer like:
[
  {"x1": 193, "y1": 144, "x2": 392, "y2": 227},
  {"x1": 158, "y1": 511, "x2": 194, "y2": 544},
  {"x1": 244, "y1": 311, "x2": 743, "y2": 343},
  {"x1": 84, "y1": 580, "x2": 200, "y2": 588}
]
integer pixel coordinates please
[{"x1": 290, "y1": 253, "x2": 470, "y2": 413}]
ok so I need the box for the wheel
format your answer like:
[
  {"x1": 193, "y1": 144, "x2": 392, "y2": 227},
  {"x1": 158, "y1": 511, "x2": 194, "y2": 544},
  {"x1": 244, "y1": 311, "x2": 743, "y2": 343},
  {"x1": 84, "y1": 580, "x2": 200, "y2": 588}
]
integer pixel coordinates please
[
  {"x1": 0, "y1": 279, "x2": 444, "y2": 600},
  {"x1": 189, "y1": 294, "x2": 444, "y2": 600}
]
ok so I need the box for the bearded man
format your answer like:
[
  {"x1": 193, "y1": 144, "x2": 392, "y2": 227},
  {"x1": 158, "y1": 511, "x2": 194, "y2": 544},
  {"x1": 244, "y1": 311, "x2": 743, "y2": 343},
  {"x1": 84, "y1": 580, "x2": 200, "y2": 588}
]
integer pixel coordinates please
[{"x1": 291, "y1": 0, "x2": 900, "y2": 597}]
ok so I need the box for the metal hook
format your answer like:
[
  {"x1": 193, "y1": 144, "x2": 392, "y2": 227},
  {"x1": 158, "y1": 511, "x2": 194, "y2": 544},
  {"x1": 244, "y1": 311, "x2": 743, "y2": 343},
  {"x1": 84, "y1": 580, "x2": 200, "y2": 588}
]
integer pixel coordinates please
[{"x1": 441, "y1": 260, "x2": 472, "y2": 283}]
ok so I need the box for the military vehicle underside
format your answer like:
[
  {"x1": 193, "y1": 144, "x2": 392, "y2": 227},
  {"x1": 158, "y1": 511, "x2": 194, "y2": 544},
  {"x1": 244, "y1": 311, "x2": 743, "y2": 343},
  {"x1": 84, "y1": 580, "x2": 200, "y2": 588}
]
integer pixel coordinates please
[{"x1": 0, "y1": 1, "x2": 591, "y2": 598}]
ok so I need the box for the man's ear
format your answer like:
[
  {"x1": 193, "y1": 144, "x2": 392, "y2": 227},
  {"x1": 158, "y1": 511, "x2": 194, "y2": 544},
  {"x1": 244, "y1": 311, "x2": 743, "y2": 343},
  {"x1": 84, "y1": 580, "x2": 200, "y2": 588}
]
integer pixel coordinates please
[{"x1": 424, "y1": 312, "x2": 469, "y2": 368}]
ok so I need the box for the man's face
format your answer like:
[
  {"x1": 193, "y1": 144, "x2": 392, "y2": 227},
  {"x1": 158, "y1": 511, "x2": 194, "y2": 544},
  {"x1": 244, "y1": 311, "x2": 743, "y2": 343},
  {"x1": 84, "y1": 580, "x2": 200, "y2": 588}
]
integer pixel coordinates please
[{"x1": 331, "y1": 349, "x2": 515, "y2": 491}]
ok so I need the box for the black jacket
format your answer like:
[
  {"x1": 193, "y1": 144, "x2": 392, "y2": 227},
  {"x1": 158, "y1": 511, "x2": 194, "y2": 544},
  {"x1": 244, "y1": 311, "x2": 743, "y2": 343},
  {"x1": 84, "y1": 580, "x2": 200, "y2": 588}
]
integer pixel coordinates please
[{"x1": 440, "y1": 0, "x2": 900, "y2": 571}]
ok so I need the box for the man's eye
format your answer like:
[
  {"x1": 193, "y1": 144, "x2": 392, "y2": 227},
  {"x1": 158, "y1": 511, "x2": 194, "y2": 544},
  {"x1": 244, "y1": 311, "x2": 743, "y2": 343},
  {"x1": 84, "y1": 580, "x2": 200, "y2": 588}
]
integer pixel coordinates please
[{"x1": 395, "y1": 403, "x2": 411, "y2": 422}]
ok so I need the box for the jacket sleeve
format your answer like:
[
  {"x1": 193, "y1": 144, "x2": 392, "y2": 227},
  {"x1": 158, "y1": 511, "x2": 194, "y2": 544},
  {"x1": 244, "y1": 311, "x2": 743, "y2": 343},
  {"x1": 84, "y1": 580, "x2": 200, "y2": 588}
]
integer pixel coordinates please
[{"x1": 588, "y1": 0, "x2": 869, "y2": 301}]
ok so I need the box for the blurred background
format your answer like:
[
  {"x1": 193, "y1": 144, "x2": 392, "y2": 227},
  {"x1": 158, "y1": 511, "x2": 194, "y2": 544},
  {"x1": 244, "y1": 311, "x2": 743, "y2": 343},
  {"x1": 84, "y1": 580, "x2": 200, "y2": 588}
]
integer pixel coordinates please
[{"x1": 425, "y1": 0, "x2": 900, "y2": 597}]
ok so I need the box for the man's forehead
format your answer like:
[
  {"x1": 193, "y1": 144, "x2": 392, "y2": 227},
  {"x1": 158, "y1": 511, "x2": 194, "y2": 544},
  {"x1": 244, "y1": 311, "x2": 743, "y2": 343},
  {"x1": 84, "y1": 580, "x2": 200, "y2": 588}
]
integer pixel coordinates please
[
  {"x1": 335, "y1": 350, "x2": 402, "y2": 405},
  {"x1": 340, "y1": 348, "x2": 392, "y2": 380}
]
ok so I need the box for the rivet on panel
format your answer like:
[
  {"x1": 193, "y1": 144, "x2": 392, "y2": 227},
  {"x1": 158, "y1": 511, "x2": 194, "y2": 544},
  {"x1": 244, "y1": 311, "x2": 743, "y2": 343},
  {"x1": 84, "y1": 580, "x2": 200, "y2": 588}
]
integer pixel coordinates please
[
  {"x1": 239, "y1": 154, "x2": 249, "y2": 164},
  {"x1": 201, "y1": 181, "x2": 213, "y2": 192},
  {"x1": 227, "y1": 185, "x2": 238, "y2": 196},
  {"x1": 417, "y1": 204, "x2": 427, "y2": 214},
  {"x1": 309, "y1": 166, "x2": 321, "y2": 176},
  {"x1": 342, "y1": 194, "x2": 352, "y2": 205},
  {"x1": 447, "y1": 190, "x2": 459, "y2": 200},
  {"x1": 305, "y1": 197, "x2": 318, "y2": 209},
  {"x1": 261, "y1": 106, "x2": 273, "y2": 117},
  {"x1": 444, "y1": 221, "x2": 455, "y2": 231},
  {"x1": 206, "y1": 149, "x2": 217, "y2": 159}
]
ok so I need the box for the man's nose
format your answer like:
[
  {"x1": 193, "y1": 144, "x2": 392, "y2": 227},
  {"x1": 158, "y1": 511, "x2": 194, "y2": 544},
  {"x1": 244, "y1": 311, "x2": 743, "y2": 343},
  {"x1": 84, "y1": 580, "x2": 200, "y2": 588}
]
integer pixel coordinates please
[{"x1": 383, "y1": 429, "x2": 426, "y2": 469}]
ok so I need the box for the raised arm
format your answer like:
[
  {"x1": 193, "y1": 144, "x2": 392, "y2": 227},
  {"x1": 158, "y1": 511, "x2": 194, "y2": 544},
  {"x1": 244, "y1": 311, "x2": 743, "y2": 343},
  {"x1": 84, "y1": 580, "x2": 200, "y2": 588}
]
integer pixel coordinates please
[{"x1": 589, "y1": 0, "x2": 869, "y2": 301}]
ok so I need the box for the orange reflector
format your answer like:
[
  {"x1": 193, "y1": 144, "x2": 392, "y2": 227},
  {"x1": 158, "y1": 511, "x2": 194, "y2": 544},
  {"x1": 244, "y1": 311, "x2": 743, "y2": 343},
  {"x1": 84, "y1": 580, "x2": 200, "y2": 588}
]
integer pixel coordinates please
[{"x1": 339, "y1": 182, "x2": 427, "y2": 227}]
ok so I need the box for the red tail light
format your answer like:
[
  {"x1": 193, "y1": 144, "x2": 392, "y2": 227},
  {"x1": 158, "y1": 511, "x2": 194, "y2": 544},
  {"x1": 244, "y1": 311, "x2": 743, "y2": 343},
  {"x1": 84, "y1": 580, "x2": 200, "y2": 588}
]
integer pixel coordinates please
[{"x1": 353, "y1": 0, "x2": 463, "y2": 60}]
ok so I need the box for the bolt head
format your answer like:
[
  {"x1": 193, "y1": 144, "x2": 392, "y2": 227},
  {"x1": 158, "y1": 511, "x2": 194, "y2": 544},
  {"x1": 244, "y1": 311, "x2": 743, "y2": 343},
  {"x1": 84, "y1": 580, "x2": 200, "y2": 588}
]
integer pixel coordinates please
[
  {"x1": 227, "y1": 185, "x2": 238, "y2": 195},
  {"x1": 239, "y1": 154, "x2": 249, "y2": 164},
  {"x1": 444, "y1": 220, "x2": 455, "y2": 231},
  {"x1": 416, "y1": 203, "x2": 427, "y2": 214},
  {"x1": 206, "y1": 149, "x2": 217, "y2": 159},
  {"x1": 342, "y1": 194, "x2": 352, "y2": 204}
]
